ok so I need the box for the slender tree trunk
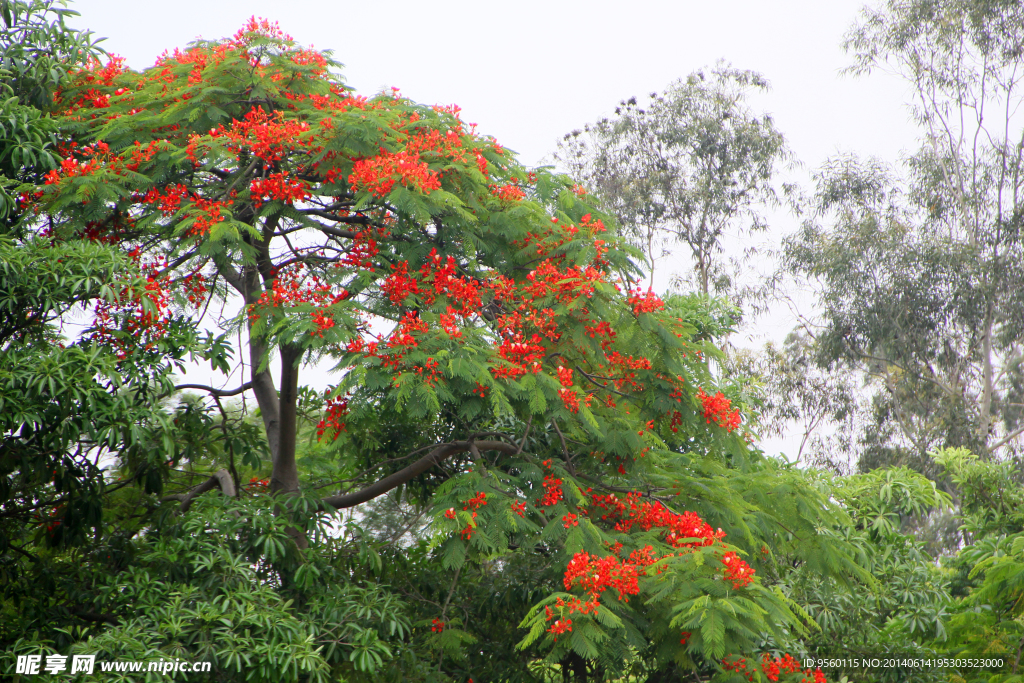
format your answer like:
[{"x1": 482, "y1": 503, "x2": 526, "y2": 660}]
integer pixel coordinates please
[{"x1": 978, "y1": 305, "x2": 995, "y2": 453}]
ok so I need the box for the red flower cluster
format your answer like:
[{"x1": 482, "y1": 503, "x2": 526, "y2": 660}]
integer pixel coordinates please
[
  {"x1": 381, "y1": 261, "x2": 420, "y2": 303},
  {"x1": 544, "y1": 546, "x2": 665, "y2": 639},
  {"x1": 248, "y1": 266, "x2": 347, "y2": 327},
  {"x1": 537, "y1": 474, "x2": 564, "y2": 507},
  {"x1": 340, "y1": 228, "x2": 382, "y2": 270},
  {"x1": 722, "y1": 654, "x2": 826, "y2": 683},
  {"x1": 582, "y1": 493, "x2": 757, "y2": 590},
  {"x1": 491, "y1": 183, "x2": 525, "y2": 201},
  {"x1": 583, "y1": 320, "x2": 615, "y2": 348},
  {"x1": 564, "y1": 551, "x2": 645, "y2": 602},
  {"x1": 589, "y1": 493, "x2": 721, "y2": 545},
  {"x1": 722, "y1": 551, "x2": 754, "y2": 588},
  {"x1": 181, "y1": 272, "x2": 209, "y2": 306},
  {"x1": 349, "y1": 149, "x2": 441, "y2": 197},
  {"x1": 547, "y1": 617, "x2": 572, "y2": 640},
  {"x1": 493, "y1": 333, "x2": 546, "y2": 380},
  {"x1": 562, "y1": 513, "x2": 579, "y2": 528},
  {"x1": 554, "y1": 363, "x2": 587, "y2": 412},
  {"x1": 44, "y1": 155, "x2": 99, "y2": 186},
  {"x1": 462, "y1": 492, "x2": 487, "y2": 511},
  {"x1": 603, "y1": 351, "x2": 653, "y2": 392},
  {"x1": 91, "y1": 265, "x2": 172, "y2": 359},
  {"x1": 430, "y1": 618, "x2": 446, "y2": 633},
  {"x1": 229, "y1": 16, "x2": 292, "y2": 45},
  {"x1": 511, "y1": 500, "x2": 527, "y2": 517},
  {"x1": 697, "y1": 388, "x2": 741, "y2": 432},
  {"x1": 290, "y1": 47, "x2": 329, "y2": 74},
  {"x1": 379, "y1": 250, "x2": 482, "y2": 317},
  {"x1": 388, "y1": 311, "x2": 428, "y2": 349},
  {"x1": 187, "y1": 196, "x2": 232, "y2": 236},
  {"x1": 405, "y1": 125, "x2": 468, "y2": 161},
  {"x1": 522, "y1": 260, "x2": 603, "y2": 305},
  {"x1": 315, "y1": 395, "x2": 349, "y2": 441},
  {"x1": 249, "y1": 172, "x2": 311, "y2": 208},
  {"x1": 141, "y1": 183, "x2": 189, "y2": 216},
  {"x1": 412, "y1": 357, "x2": 441, "y2": 386},
  {"x1": 310, "y1": 309, "x2": 335, "y2": 337},
  {"x1": 419, "y1": 249, "x2": 483, "y2": 314},
  {"x1": 559, "y1": 388, "x2": 579, "y2": 413},
  {"x1": 451, "y1": 492, "x2": 488, "y2": 540},
  {"x1": 223, "y1": 106, "x2": 311, "y2": 163},
  {"x1": 626, "y1": 288, "x2": 666, "y2": 315}
]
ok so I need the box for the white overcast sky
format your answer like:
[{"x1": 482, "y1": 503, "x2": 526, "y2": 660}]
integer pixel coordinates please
[
  {"x1": 77, "y1": 0, "x2": 916, "y2": 169},
  {"x1": 73, "y1": 0, "x2": 917, "y2": 462}
]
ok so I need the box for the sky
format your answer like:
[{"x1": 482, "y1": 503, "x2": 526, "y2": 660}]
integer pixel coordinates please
[
  {"x1": 77, "y1": 0, "x2": 917, "y2": 170},
  {"x1": 72, "y1": 0, "x2": 920, "y2": 462}
]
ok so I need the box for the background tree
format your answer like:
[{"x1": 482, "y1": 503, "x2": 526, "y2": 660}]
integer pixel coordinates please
[
  {"x1": 555, "y1": 63, "x2": 790, "y2": 304},
  {"x1": 731, "y1": 331, "x2": 859, "y2": 469},
  {"x1": 781, "y1": 0, "x2": 1024, "y2": 480}
]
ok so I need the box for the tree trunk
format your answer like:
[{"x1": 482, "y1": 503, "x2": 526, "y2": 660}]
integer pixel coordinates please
[
  {"x1": 249, "y1": 336, "x2": 282, "y2": 466},
  {"x1": 273, "y1": 343, "x2": 302, "y2": 495}
]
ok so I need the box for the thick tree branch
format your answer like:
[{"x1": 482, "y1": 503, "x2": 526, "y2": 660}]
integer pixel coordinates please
[
  {"x1": 300, "y1": 209, "x2": 363, "y2": 229},
  {"x1": 321, "y1": 440, "x2": 518, "y2": 510},
  {"x1": 172, "y1": 381, "x2": 253, "y2": 398},
  {"x1": 986, "y1": 422, "x2": 1024, "y2": 455},
  {"x1": 162, "y1": 468, "x2": 237, "y2": 513}
]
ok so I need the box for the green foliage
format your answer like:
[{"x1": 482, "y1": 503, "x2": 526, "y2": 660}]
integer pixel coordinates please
[
  {"x1": 0, "y1": 0, "x2": 101, "y2": 217},
  {"x1": 2, "y1": 496, "x2": 412, "y2": 682}
]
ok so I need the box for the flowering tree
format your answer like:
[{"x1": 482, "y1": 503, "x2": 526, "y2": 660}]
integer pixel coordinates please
[{"x1": 16, "y1": 18, "x2": 864, "y2": 681}]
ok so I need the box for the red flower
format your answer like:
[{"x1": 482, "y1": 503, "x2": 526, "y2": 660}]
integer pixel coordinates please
[
  {"x1": 315, "y1": 395, "x2": 348, "y2": 441},
  {"x1": 537, "y1": 475, "x2": 563, "y2": 507},
  {"x1": 349, "y1": 148, "x2": 441, "y2": 197},
  {"x1": 697, "y1": 389, "x2": 741, "y2": 432},
  {"x1": 626, "y1": 288, "x2": 665, "y2": 315}
]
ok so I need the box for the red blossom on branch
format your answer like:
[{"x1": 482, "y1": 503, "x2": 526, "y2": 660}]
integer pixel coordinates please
[
  {"x1": 349, "y1": 149, "x2": 441, "y2": 197},
  {"x1": 626, "y1": 287, "x2": 666, "y2": 315},
  {"x1": 697, "y1": 388, "x2": 741, "y2": 432}
]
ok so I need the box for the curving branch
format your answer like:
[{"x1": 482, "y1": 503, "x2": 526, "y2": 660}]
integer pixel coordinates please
[
  {"x1": 321, "y1": 440, "x2": 518, "y2": 510},
  {"x1": 162, "y1": 468, "x2": 237, "y2": 513},
  {"x1": 172, "y1": 382, "x2": 253, "y2": 398}
]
